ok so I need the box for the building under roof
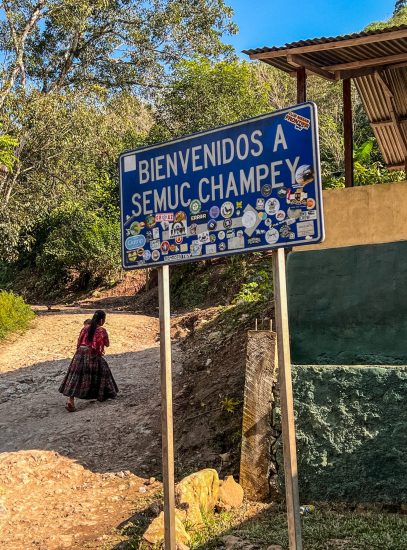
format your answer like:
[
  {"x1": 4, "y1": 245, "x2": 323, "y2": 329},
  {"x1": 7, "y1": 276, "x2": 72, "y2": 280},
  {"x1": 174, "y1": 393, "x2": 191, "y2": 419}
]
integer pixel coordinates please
[{"x1": 244, "y1": 25, "x2": 407, "y2": 186}]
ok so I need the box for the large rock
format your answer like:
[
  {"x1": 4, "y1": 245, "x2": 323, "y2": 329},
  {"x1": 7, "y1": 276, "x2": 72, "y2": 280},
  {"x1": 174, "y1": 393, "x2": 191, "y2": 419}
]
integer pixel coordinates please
[
  {"x1": 142, "y1": 510, "x2": 190, "y2": 548},
  {"x1": 217, "y1": 476, "x2": 244, "y2": 510},
  {"x1": 175, "y1": 468, "x2": 219, "y2": 526}
]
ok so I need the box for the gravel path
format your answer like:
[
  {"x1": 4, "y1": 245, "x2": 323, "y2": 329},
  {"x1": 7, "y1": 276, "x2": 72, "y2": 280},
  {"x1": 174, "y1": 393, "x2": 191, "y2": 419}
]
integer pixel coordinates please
[{"x1": 0, "y1": 308, "x2": 174, "y2": 549}]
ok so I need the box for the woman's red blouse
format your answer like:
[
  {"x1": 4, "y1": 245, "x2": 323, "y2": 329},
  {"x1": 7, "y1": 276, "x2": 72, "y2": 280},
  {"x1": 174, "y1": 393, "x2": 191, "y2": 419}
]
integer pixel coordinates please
[{"x1": 77, "y1": 326, "x2": 109, "y2": 356}]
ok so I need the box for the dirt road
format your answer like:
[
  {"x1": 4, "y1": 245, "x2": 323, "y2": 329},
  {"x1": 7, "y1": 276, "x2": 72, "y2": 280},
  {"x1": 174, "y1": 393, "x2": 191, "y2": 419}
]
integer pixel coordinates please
[{"x1": 0, "y1": 308, "x2": 174, "y2": 549}]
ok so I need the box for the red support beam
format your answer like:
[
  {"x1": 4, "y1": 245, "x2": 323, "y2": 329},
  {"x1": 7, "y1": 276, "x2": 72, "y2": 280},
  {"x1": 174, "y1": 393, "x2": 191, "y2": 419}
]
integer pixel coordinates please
[
  {"x1": 343, "y1": 78, "x2": 354, "y2": 188},
  {"x1": 296, "y1": 67, "x2": 306, "y2": 103}
]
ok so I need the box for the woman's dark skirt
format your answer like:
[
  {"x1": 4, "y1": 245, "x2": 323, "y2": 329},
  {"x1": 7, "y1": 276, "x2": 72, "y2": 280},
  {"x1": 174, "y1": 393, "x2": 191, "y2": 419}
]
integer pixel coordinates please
[{"x1": 59, "y1": 346, "x2": 118, "y2": 401}]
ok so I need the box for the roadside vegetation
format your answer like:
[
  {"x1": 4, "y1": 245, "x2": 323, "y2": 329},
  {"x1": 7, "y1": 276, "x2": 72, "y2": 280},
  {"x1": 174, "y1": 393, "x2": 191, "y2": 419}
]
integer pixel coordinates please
[
  {"x1": 0, "y1": 3, "x2": 406, "y2": 301},
  {"x1": 0, "y1": 291, "x2": 35, "y2": 340}
]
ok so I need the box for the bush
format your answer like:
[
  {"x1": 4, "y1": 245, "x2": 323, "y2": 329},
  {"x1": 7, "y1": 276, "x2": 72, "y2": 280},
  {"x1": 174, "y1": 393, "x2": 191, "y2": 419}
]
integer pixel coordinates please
[
  {"x1": 0, "y1": 291, "x2": 35, "y2": 339},
  {"x1": 36, "y1": 200, "x2": 122, "y2": 290}
]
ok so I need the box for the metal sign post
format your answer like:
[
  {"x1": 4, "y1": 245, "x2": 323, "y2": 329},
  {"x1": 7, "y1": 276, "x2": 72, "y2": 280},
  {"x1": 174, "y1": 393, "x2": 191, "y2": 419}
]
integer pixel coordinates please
[
  {"x1": 158, "y1": 265, "x2": 176, "y2": 549},
  {"x1": 273, "y1": 248, "x2": 302, "y2": 550},
  {"x1": 119, "y1": 102, "x2": 325, "y2": 550}
]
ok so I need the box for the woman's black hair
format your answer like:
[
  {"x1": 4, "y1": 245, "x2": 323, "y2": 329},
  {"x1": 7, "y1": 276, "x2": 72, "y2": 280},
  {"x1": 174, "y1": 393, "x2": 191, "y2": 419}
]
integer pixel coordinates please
[{"x1": 86, "y1": 310, "x2": 106, "y2": 342}]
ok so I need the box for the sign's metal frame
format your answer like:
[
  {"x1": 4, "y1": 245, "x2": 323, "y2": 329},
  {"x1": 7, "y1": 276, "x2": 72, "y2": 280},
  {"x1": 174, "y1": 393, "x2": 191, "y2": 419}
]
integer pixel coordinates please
[{"x1": 119, "y1": 102, "x2": 324, "y2": 270}]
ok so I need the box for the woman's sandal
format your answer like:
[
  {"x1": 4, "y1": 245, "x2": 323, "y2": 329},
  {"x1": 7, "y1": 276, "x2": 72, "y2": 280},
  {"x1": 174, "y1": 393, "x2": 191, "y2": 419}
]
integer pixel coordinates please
[{"x1": 65, "y1": 402, "x2": 76, "y2": 412}]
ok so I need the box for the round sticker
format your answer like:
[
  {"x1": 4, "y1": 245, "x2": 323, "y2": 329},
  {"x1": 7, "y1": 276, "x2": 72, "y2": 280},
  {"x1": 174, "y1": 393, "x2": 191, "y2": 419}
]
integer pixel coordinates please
[
  {"x1": 129, "y1": 221, "x2": 144, "y2": 235},
  {"x1": 189, "y1": 199, "x2": 201, "y2": 215},
  {"x1": 170, "y1": 244, "x2": 177, "y2": 252},
  {"x1": 265, "y1": 198, "x2": 280, "y2": 215},
  {"x1": 137, "y1": 247, "x2": 144, "y2": 257},
  {"x1": 152, "y1": 250, "x2": 160, "y2": 261},
  {"x1": 237, "y1": 230, "x2": 244, "y2": 238},
  {"x1": 223, "y1": 219, "x2": 232, "y2": 229},
  {"x1": 287, "y1": 207, "x2": 302, "y2": 220},
  {"x1": 221, "y1": 201, "x2": 234, "y2": 218},
  {"x1": 210, "y1": 234, "x2": 216, "y2": 243},
  {"x1": 265, "y1": 228, "x2": 279, "y2": 244},
  {"x1": 175, "y1": 211, "x2": 186, "y2": 222},
  {"x1": 307, "y1": 198, "x2": 316, "y2": 209},
  {"x1": 265, "y1": 218, "x2": 272, "y2": 227},
  {"x1": 143, "y1": 250, "x2": 152, "y2": 261},
  {"x1": 218, "y1": 230, "x2": 226, "y2": 240},
  {"x1": 219, "y1": 242, "x2": 226, "y2": 251},
  {"x1": 242, "y1": 210, "x2": 257, "y2": 228},
  {"x1": 276, "y1": 210, "x2": 286, "y2": 222},
  {"x1": 277, "y1": 186, "x2": 288, "y2": 198},
  {"x1": 161, "y1": 241, "x2": 170, "y2": 254},
  {"x1": 207, "y1": 219, "x2": 217, "y2": 231},
  {"x1": 175, "y1": 236, "x2": 183, "y2": 244},
  {"x1": 295, "y1": 164, "x2": 314, "y2": 186},
  {"x1": 261, "y1": 184, "x2": 272, "y2": 197},
  {"x1": 209, "y1": 205, "x2": 220, "y2": 219},
  {"x1": 145, "y1": 215, "x2": 156, "y2": 228}
]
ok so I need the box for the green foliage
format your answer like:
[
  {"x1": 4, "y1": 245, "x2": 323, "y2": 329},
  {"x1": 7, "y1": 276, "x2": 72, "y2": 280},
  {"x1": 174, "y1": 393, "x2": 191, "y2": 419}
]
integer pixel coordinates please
[
  {"x1": 150, "y1": 58, "x2": 273, "y2": 140},
  {"x1": 0, "y1": 291, "x2": 35, "y2": 340},
  {"x1": 365, "y1": 6, "x2": 407, "y2": 30},
  {"x1": 0, "y1": 129, "x2": 18, "y2": 171},
  {"x1": 36, "y1": 200, "x2": 121, "y2": 291},
  {"x1": 221, "y1": 396, "x2": 241, "y2": 413}
]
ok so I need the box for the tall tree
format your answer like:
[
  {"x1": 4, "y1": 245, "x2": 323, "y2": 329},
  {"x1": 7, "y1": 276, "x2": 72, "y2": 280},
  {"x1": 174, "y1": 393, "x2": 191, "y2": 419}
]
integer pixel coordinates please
[
  {"x1": 394, "y1": 1, "x2": 407, "y2": 15},
  {"x1": 0, "y1": 0, "x2": 236, "y2": 108}
]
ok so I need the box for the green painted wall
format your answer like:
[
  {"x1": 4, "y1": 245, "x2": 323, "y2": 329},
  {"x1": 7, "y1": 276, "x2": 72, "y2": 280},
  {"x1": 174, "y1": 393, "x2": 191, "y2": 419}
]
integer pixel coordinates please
[
  {"x1": 276, "y1": 365, "x2": 407, "y2": 503},
  {"x1": 287, "y1": 242, "x2": 407, "y2": 364}
]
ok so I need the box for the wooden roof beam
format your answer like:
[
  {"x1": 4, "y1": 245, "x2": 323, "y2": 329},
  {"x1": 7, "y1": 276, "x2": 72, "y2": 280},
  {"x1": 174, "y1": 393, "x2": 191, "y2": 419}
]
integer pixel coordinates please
[
  {"x1": 247, "y1": 27, "x2": 407, "y2": 60},
  {"x1": 287, "y1": 54, "x2": 337, "y2": 81},
  {"x1": 324, "y1": 52, "x2": 407, "y2": 72}
]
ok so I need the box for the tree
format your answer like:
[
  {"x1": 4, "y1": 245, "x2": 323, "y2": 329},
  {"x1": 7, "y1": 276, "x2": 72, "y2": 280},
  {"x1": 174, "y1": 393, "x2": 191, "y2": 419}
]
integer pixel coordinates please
[
  {"x1": 394, "y1": 1, "x2": 407, "y2": 15},
  {"x1": 0, "y1": 0, "x2": 237, "y2": 108}
]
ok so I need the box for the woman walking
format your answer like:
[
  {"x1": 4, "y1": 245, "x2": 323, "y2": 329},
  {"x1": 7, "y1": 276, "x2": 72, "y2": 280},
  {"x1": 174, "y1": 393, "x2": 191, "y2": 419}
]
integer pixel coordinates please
[{"x1": 59, "y1": 310, "x2": 118, "y2": 412}]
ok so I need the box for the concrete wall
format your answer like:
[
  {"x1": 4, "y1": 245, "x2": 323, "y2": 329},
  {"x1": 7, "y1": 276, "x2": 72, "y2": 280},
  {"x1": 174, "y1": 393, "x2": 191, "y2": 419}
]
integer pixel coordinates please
[
  {"x1": 276, "y1": 365, "x2": 407, "y2": 504},
  {"x1": 295, "y1": 180, "x2": 407, "y2": 251},
  {"x1": 288, "y1": 182, "x2": 407, "y2": 364}
]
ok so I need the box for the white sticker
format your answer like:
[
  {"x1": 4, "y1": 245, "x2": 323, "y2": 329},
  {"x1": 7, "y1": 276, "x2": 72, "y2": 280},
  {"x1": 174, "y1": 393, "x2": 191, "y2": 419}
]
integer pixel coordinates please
[
  {"x1": 228, "y1": 236, "x2": 245, "y2": 250},
  {"x1": 205, "y1": 244, "x2": 217, "y2": 254},
  {"x1": 221, "y1": 201, "x2": 235, "y2": 218},
  {"x1": 152, "y1": 227, "x2": 160, "y2": 239},
  {"x1": 296, "y1": 221, "x2": 315, "y2": 237},
  {"x1": 265, "y1": 198, "x2": 280, "y2": 215},
  {"x1": 123, "y1": 154, "x2": 136, "y2": 172},
  {"x1": 265, "y1": 228, "x2": 279, "y2": 244},
  {"x1": 168, "y1": 220, "x2": 187, "y2": 239},
  {"x1": 198, "y1": 231, "x2": 210, "y2": 244},
  {"x1": 218, "y1": 230, "x2": 226, "y2": 240},
  {"x1": 242, "y1": 210, "x2": 257, "y2": 228},
  {"x1": 300, "y1": 210, "x2": 317, "y2": 221},
  {"x1": 275, "y1": 210, "x2": 286, "y2": 222},
  {"x1": 150, "y1": 239, "x2": 160, "y2": 250}
]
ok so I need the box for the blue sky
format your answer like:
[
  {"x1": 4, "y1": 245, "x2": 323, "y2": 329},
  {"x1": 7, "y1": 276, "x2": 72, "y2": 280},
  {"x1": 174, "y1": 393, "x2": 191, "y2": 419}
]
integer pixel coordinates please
[{"x1": 226, "y1": 0, "x2": 396, "y2": 55}]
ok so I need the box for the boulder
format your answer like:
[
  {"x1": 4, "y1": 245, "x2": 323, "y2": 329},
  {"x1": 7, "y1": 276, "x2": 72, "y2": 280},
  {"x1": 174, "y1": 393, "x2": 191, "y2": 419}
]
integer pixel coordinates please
[
  {"x1": 175, "y1": 468, "x2": 219, "y2": 526},
  {"x1": 217, "y1": 476, "x2": 244, "y2": 510},
  {"x1": 142, "y1": 510, "x2": 190, "y2": 548}
]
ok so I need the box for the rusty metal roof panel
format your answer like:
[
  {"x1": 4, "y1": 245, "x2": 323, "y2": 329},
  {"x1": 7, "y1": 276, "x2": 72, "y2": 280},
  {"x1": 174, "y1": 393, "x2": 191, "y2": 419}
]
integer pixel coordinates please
[{"x1": 355, "y1": 67, "x2": 407, "y2": 167}]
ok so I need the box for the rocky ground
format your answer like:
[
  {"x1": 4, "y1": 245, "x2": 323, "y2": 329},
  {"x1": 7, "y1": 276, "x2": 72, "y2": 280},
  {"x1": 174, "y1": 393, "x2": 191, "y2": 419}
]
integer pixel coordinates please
[{"x1": 0, "y1": 307, "x2": 179, "y2": 549}]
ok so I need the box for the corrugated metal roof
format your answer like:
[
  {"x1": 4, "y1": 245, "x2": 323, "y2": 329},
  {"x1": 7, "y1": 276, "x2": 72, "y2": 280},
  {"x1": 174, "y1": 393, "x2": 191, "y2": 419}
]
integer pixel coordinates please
[
  {"x1": 244, "y1": 26, "x2": 407, "y2": 169},
  {"x1": 243, "y1": 25, "x2": 407, "y2": 56}
]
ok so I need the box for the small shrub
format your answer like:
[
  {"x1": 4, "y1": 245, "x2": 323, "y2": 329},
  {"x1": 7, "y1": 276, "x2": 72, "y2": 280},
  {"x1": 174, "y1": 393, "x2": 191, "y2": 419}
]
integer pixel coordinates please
[{"x1": 0, "y1": 291, "x2": 35, "y2": 339}]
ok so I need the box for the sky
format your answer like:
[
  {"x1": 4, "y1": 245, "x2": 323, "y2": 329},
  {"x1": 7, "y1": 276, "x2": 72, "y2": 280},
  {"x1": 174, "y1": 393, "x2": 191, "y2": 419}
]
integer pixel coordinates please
[{"x1": 226, "y1": 0, "x2": 397, "y2": 55}]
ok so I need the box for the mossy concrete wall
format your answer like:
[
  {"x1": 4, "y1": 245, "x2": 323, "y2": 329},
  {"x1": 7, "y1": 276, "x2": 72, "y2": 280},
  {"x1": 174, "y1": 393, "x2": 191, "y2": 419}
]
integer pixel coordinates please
[
  {"x1": 277, "y1": 365, "x2": 407, "y2": 504},
  {"x1": 287, "y1": 241, "x2": 407, "y2": 365}
]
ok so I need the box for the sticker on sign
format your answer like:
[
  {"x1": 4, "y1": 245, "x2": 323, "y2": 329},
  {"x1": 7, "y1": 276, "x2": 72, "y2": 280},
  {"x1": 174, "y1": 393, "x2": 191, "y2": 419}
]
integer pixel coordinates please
[{"x1": 119, "y1": 102, "x2": 324, "y2": 269}]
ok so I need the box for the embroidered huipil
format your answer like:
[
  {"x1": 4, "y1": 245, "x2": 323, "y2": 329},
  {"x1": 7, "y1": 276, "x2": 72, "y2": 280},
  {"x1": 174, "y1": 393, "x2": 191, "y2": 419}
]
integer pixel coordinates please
[{"x1": 77, "y1": 326, "x2": 109, "y2": 356}]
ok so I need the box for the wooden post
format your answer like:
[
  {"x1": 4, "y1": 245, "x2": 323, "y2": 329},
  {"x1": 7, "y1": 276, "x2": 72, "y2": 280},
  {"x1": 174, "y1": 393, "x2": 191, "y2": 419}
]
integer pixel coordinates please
[
  {"x1": 296, "y1": 67, "x2": 307, "y2": 103},
  {"x1": 158, "y1": 265, "x2": 176, "y2": 549},
  {"x1": 273, "y1": 248, "x2": 302, "y2": 550},
  {"x1": 343, "y1": 78, "x2": 354, "y2": 188}
]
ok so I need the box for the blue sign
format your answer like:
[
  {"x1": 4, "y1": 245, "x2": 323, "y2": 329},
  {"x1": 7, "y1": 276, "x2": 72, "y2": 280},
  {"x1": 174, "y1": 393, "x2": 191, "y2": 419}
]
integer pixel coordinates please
[{"x1": 119, "y1": 102, "x2": 324, "y2": 269}]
